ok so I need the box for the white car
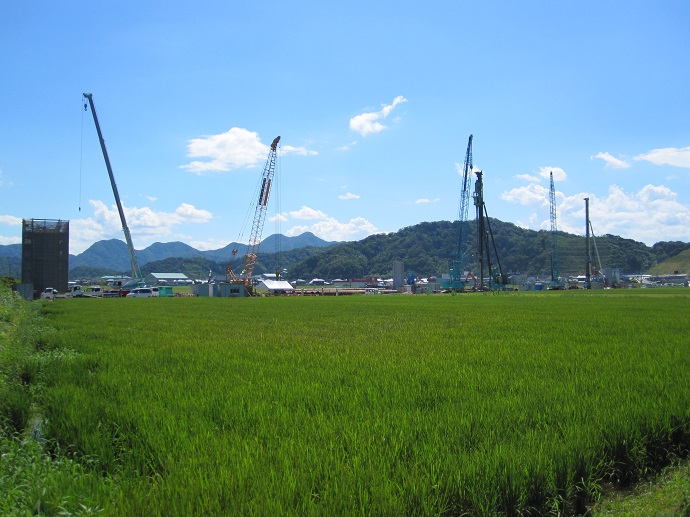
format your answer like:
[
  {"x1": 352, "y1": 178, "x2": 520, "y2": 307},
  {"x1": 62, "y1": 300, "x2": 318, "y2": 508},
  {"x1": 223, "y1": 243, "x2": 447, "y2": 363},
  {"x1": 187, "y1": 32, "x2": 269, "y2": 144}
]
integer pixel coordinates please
[
  {"x1": 40, "y1": 287, "x2": 58, "y2": 300},
  {"x1": 126, "y1": 287, "x2": 154, "y2": 298}
]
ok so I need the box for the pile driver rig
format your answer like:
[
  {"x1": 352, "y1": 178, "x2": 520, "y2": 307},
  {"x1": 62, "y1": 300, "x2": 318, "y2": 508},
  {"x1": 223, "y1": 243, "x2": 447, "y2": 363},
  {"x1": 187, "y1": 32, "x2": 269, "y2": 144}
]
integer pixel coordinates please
[{"x1": 472, "y1": 170, "x2": 506, "y2": 291}]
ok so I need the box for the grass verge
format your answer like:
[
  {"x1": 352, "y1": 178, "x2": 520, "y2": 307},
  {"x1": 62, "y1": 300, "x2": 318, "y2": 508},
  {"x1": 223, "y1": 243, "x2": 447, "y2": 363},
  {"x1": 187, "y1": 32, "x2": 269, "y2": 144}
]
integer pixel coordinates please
[
  {"x1": 591, "y1": 460, "x2": 690, "y2": 516},
  {"x1": 0, "y1": 285, "x2": 113, "y2": 514}
]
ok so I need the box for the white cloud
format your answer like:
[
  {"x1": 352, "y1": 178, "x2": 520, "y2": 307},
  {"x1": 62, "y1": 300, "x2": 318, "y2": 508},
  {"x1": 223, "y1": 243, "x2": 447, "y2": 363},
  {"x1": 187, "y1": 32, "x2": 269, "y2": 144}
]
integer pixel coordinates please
[
  {"x1": 268, "y1": 213, "x2": 289, "y2": 223},
  {"x1": 349, "y1": 95, "x2": 408, "y2": 136},
  {"x1": 0, "y1": 235, "x2": 20, "y2": 245},
  {"x1": 455, "y1": 162, "x2": 482, "y2": 176},
  {"x1": 337, "y1": 141, "x2": 358, "y2": 151},
  {"x1": 146, "y1": 195, "x2": 158, "y2": 202},
  {"x1": 0, "y1": 215, "x2": 22, "y2": 226},
  {"x1": 339, "y1": 192, "x2": 360, "y2": 200},
  {"x1": 593, "y1": 152, "x2": 630, "y2": 169},
  {"x1": 559, "y1": 184, "x2": 690, "y2": 244},
  {"x1": 515, "y1": 174, "x2": 540, "y2": 182},
  {"x1": 180, "y1": 128, "x2": 269, "y2": 174},
  {"x1": 68, "y1": 200, "x2": 214, "y2": 254},
  {"x1": 289, "y1": 206, "x2": 328, "y2": 220},
  {"x1": 507, "y1": 182, "x2": 690, "y2": 245},
  {"x1": 501, "y1": 184, "x2": 551, "y2": 206},
  {"x1": 286, "y1": 216, "x2": 377, "y2": 242},
  {"x1": 634, "y1": 147, "x2": 690, "y2": 168},
  {"x1": 280, "y1": 145, "x2": 317, "y2": 157},
  {"x1": 415, "y1": 198, "x2": 440, "y2": 204},
  {"x1": 174, "y1": 203, "x2": 213, "y2": 223},
  {"x1": 538, "y1": 167, "x2": 567, "y2": 181},
  {"x1": 186, "y1": 237, "x2": 233, "y2": 252},
  {"x1": 277, "y1": 204, "x2": 377, "y2": 241}
]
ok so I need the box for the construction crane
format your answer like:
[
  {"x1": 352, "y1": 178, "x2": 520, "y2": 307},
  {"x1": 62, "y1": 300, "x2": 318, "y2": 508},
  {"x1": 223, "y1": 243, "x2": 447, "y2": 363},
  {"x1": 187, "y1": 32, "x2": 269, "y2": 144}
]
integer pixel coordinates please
[
  {"x1": 226, "y1": 136, "x2": 280, "y2": 295},
  {"x1": 446, "y1": 134, "x2": 473, "y2": 292},
  {"x1": 548, "y1": 171, "x2": 565, "y2": 289},
  {"x1": 83, "y1": 93, "x2": 142, "y2": 285},
  {"x1": 473, "y1": 171, "x2": 506, "y2": 290}
]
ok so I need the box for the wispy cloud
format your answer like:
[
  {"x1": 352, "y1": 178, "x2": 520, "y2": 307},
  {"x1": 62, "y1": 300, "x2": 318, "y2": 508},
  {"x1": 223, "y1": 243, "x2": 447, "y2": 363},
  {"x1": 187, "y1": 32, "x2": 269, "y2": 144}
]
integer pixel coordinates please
[
  {"x1": 280, "y1": 144, "x2": 318, "y2": 157},
  {"x1": 634, "y1": 147, "x2": 690, "y2": 168},
  {"x1": 593, "y1": 152, "x2": 630, "y2": 169},
  {"x1": 349, "y1": 95, "x2": 408, "y2": 136},
  {"x1": 338, "y1": 192, "x2": 360, "y2": 200},
  {"x1": 415, "y1": 198, "x2": 440, "y2": 204},
  {"x1": 515, "y1": 174, "x2": 540, "y2": 182},
  {"x1": 337, "y1": 141, "x2": 358, "y2": 151}
]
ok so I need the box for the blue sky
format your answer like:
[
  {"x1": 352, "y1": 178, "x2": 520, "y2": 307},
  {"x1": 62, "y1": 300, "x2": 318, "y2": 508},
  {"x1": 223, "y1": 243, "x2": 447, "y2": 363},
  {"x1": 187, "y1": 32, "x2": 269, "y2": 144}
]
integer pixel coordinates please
[{"x1": 2, "y1": 1, "x2": 689, "y2": 255}]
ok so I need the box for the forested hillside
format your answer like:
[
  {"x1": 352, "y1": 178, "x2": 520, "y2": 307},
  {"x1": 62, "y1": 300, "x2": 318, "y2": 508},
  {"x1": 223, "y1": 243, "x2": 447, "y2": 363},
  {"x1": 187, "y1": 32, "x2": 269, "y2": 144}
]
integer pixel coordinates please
[
  {"x1": 4, "y1": 220, "x2": 688, "y2": 281},
  {"x1": 287, "y1": 219, "x2": 661, "y2": 279},
  {"x1": 647, "y1": 248, "x2": 690, "y2": 275}
]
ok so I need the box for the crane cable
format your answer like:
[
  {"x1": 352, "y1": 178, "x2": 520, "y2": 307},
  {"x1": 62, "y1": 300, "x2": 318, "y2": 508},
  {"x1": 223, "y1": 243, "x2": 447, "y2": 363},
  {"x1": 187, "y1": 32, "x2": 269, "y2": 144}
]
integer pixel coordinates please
[
  {"x1": 275, "y1": 150, "x2": 282, "y2": 277},
  {"x1": 79, "y1": 95, "x2": 86, "y2": 212}
]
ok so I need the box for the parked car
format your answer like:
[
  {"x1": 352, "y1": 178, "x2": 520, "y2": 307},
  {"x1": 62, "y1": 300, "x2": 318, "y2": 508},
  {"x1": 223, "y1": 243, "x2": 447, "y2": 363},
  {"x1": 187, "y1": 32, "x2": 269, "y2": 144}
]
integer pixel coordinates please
[
  {"x1": 126, "y1": 287, "x2": 154, "y2": 298},
  {"x1": 40, "y1": 287, "x2": 58, "y2": 300},
  {"x1": 83, "y1": 286, "x2": 103, "y2": 298}
]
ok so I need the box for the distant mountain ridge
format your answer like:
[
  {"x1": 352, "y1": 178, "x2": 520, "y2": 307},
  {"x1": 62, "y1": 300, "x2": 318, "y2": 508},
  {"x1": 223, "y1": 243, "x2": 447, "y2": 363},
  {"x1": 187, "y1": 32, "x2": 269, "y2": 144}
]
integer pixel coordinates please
[
  {"x1": 2, "y1": 223, "x2": 689, "y2": 280},
  {"x1": 66, "y1": 232, "x2": 337, "y2": 273}
]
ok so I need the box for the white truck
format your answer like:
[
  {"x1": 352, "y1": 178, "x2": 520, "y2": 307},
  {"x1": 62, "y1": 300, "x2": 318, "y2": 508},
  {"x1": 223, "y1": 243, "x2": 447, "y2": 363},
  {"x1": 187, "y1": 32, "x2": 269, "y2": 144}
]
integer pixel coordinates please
[
  {"x1": 66, "y1": 285, "x2": 84, "y2": 297},
  {"x1": 40, "y1": 287, "x2": 58, "y2": 300},
  {"x1": 83, "y1": 286, "x2": 103, "y2": 298}
]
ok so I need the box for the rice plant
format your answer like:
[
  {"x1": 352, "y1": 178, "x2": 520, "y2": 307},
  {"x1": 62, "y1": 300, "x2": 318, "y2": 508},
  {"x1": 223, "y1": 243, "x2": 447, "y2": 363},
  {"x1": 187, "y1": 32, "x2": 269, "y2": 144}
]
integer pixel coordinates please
[{"x1": 37, "y1": 289, "x2": 690, "y2": 515}]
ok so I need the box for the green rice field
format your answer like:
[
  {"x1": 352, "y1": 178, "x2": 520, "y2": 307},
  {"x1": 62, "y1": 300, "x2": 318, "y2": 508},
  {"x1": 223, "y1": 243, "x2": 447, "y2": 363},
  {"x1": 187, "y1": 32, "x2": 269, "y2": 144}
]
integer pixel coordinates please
[{"x1": 26, "y1": 290, "x2": 690, "y2": 514}]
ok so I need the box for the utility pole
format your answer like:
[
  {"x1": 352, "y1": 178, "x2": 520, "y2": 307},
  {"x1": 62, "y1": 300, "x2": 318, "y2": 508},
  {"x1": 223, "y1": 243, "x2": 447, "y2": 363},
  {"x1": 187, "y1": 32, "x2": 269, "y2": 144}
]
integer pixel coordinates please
[{"x1": 585, "y1": 197, "x2": 592, "y2": 289}]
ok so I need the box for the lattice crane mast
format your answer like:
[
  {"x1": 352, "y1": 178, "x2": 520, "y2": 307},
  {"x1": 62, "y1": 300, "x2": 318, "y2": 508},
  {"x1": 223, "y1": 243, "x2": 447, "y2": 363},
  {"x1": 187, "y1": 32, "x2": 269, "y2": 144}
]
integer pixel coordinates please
[
  {"x1": 448, "y1": 134, "x2": 473, "y2": 292},
  {"x1": 83, "y1": 93, "x2": 142, "y2": 284},
  {"x1": 226, "y1": 136, "x2": 280, "y2": 293},
  {"x1": 548, "y1": 171, "x2": 565, "y2": 289}
]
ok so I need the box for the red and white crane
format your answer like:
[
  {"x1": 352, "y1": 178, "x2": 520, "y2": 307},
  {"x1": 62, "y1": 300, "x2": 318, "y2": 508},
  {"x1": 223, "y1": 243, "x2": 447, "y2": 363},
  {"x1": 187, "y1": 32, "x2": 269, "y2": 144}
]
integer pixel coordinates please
[{"x1": 226, "y1": 136, "x2": 280, "y2": 294}]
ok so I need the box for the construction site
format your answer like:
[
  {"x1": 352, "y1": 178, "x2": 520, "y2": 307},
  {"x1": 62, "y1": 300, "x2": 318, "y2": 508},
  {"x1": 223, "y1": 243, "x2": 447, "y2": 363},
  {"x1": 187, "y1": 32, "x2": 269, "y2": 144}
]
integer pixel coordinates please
[{"x1": 15, "y1": 96, "x2": 654, "y2": 299}]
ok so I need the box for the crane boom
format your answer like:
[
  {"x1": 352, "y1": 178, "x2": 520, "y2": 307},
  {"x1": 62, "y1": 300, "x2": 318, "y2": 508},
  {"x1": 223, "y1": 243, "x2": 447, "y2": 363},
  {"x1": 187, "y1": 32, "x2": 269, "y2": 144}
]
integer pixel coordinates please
[
  {"x1": 447, "y1": 134, "x2": 473, "y2": 292},
  {"x1": 83, "y1": 93, "x2": 142, "y2": 282},
  {"x1": 548, "y1": 172, "x2": 566, "y2": 289},
  {"x1": 227, "y1": 136, "x2": 280, "y2": 293},
  {"x1": 549, "y1": 171, "x2": 559, "y2": 282}
]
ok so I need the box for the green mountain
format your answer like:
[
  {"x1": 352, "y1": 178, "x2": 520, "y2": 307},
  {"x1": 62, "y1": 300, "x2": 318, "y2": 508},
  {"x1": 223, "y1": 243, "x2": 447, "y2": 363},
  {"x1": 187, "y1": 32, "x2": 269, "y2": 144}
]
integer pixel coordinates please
[
  {"x1": 647, "y1": 248, "x2": 690, "y2": 275},
  {"x1": 65, "y1": 233, "x2": 336, "y2": 273},
  {"x1": 3, "y1": 221, "x2": 689, "y2": 282},
  {"x1": 288, "y1": 219, "x2": 662, "y2": 280}
]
